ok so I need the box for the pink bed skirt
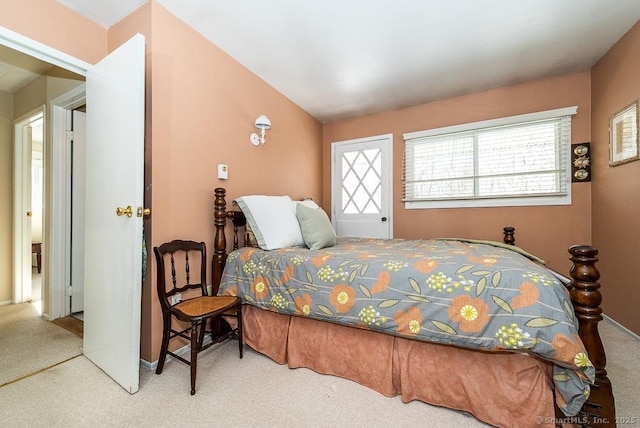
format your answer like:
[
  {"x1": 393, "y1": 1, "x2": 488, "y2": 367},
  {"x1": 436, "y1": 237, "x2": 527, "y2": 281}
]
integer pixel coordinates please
[{"x1": 240, "y1": 304, "x2": 556, "y2": 427}]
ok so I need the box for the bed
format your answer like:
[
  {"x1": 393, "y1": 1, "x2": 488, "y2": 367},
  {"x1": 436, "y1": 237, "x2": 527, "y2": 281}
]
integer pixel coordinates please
[{"x1": 210, "y1": 188, "x2": 615, "y2": 427}]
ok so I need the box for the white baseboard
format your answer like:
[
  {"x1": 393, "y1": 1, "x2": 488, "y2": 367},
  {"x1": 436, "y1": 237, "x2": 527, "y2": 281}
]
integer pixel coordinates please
[
  {"x1": 0, "y1": 300, "x2": 12, "y2": 307},
  {"x1": 140, "y1": 358, "x2": 155, "y2": 371},
  {"x1": 603, "y1": 314, "x2": 640, "y2": 341}
]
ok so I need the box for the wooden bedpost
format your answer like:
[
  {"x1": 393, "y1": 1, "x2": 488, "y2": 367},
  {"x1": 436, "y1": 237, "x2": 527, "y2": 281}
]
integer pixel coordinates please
[
  {"x1": 211, "y1": 187, "x2": 228, "y2": 296},
  {"x1": 226, "y1": 211, "x2": 247, "y2": 250},
  {"x1": 568, "y1": 245, "x2": 615, "y2": 426},
  {"x1": 502, "y1": 226, "x2": 516, "y2": 245}
]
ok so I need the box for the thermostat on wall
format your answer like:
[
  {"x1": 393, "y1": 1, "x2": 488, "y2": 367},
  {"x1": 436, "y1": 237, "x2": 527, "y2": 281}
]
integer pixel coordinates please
[{"x1": 217, "y1": 164, "x2": 229, "y2": 180}]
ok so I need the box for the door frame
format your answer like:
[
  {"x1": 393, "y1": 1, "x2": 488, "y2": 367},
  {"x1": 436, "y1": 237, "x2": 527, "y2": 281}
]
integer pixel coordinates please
[
  {"x1": 0, "y1": 27, "x2": 90, "y2": 75},
  {"x1": 331, "y1": 133, "x2": 394, "y2": 238},
  {"x1": 1, "y1": 25, "x2": 91, "y2": 320}
]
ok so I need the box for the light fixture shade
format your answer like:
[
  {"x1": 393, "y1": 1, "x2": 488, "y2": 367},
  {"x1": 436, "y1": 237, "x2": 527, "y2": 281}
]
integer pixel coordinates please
[{"x1": 255, "y1": 115, "x2": 271, "y2": 130}]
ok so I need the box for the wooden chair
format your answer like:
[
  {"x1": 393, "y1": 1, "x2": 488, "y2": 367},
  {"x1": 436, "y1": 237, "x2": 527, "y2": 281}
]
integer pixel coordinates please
[
  {"x1": 32, "y1": 243, "x2": 42, "y2": 273},
  {"x1": 154, "y1": 239, "x2": 243, "y2": 395}
]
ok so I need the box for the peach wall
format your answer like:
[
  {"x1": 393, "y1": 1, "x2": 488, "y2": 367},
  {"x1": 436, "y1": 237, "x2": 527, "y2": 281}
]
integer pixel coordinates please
[
  {"x1": 591, "y1": 21, "x2": 640, "y2": 335},
  {"x1": 138, "y1": 2, "x2": 322, "y2": 361},
  {"x1": 0, "y1": 0, "x2": 106, "y2": 64},
  {"x1": 324, "y1": 72, "x2": 592, "y2": 274}
]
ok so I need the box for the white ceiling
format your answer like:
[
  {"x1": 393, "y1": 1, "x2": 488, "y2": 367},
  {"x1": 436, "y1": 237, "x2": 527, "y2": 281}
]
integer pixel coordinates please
[{"x1": 48, "y1": 1, "x2": 640, "y2": 122}]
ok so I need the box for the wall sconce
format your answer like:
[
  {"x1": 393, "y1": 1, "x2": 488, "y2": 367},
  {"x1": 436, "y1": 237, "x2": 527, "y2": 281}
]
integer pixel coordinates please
[{"x1": 250, "y1": 115, "x2": 271, "y2": 146}]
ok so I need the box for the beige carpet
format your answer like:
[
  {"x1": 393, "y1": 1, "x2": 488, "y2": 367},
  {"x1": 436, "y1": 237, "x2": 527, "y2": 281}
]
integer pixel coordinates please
[
  {"x1": 0, "y1": 303, "x2": 83, "y2": 387},
  {"x1": 0, "y1": 342, "x2": 489, "y2": 428},
  {"x1": 598, "y1": 319, "x2": 640, "y2": 425},
  {"x1": 0, "y1": 305, "x2": 637, "y2": 427}
]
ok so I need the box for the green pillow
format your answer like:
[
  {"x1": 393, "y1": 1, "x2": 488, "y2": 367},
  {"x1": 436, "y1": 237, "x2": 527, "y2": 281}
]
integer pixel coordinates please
[{"x1": 295, "y1": 203, "x2": 337, "y2": 250}]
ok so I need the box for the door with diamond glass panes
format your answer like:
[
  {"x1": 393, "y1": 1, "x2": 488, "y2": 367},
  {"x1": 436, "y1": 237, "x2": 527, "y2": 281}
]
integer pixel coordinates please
[{"x1": 331, "y1": 134, "x2": 392, "y2": 238}]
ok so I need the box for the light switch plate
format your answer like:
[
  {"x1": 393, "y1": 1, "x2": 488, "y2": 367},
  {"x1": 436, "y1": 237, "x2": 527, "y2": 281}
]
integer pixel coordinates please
[{"x1": 217, "y1": 164, "x2": 228, "y2": 180}]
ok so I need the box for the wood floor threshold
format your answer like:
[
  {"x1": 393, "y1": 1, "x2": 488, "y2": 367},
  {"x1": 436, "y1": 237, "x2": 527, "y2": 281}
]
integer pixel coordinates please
[
  {"x1": 51, "y1": 316, "x2": 84, "y2": 338},
  {"x1": 0, "y1": 354, "x2": 82, "y2": 388}
]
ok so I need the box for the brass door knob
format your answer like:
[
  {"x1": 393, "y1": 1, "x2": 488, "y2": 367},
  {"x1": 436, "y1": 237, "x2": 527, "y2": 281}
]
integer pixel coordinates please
[
  {"x1": 26, "y1": 211, "x2": 32, "y2": 217},
  {"x1": 116, "y1": 206, "x2": 133, "y2": 217}
]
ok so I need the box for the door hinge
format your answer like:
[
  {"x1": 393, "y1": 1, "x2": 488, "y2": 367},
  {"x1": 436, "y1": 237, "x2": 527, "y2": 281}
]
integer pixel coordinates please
[
  {"x1": 66, "y1": 130, "x2": 74, "y2": 142},
  {"x1": 65, "y1": 286, "x2": 73, "y2": 296}
]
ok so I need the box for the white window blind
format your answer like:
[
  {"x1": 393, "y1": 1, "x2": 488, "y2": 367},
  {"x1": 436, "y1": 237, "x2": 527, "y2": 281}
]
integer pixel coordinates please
[{"x1": 403, "y1": 108, "x2": 576, "y2": 208}]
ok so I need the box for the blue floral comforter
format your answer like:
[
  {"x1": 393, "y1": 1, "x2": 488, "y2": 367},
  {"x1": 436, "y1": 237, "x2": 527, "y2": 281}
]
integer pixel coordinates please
[{"x1": 218, "y1": 237, "x2": 594, "y2": 415}]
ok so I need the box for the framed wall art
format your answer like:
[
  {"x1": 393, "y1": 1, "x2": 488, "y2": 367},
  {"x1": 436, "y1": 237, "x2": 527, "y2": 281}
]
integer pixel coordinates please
[
  {"x1": 609, "y1": 100, "x2": 639, "y2": 167},
  {"x1": 572, "y1": 143, "x2": 591, "y2": 182}
]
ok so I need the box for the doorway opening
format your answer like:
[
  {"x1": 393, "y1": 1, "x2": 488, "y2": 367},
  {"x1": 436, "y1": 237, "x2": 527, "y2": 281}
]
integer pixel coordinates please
[
  {"x1": 50, "y1": 84, "x2": 86, "y2": 321},
  {"x1": 2, "y1": 25, "x2": 90, "y2": 321},
  {"x1": 69, "y1": 106, "x2": 86, "y2": 321},
  {"x1": 30, "y1": 113, "x2": 44, "y2": 312}
]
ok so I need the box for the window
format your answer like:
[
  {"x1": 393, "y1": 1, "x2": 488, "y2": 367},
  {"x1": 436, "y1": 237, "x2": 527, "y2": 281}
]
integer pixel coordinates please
[{"x1": 402, "y1": 107, "x2": 577, "y2": 209}]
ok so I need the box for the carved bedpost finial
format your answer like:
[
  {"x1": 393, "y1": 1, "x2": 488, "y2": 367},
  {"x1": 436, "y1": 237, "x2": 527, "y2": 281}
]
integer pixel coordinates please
[
  {"x1": 502, "y1": 226, "x2": 515, "y2": 245},
  {"x1": 568, "y1": 245, "x2": 615, "y2": 426},
  {"x1": 212, "y1": 188, "x2": 228, "y2": 295}
]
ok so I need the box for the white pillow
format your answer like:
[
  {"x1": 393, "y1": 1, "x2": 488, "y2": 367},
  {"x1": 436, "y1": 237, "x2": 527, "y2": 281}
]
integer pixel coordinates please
[
  {"x1": 234, "y1": 195, "x2": 304, "y2": 250},
  {"x1": 297, "y1": 199, "x2": 319, "y2": 209}
]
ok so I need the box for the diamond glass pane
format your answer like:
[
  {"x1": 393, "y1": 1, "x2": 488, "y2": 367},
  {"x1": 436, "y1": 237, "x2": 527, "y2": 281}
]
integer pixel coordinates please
[
  {"x1": 341, "y1": 148, "x2": 382, "y2": 214},
  {"x1": 342, "y1": 188, "x2": 358, "y2": 214}
]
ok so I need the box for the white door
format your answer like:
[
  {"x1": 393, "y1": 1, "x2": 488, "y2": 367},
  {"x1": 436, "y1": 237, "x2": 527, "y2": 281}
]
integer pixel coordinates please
[
  {"x1": 83, "y1": 34, "x2": 145, "y2": 394},
  {"x1": 331, "y1": 134, "x2": 393, "y2": 238},
  {"x1": 12, "y1": 119, "x2": 33, "y2": 303},
  {"x1": 70, "y1": 110, "x2": 86, "y2": 314}
]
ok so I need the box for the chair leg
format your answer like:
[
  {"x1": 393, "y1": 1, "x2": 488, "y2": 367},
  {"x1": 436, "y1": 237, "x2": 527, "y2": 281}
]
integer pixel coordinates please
[
  {"x1": 156, "y1": 314, "x2": 172, "y2": 374},
  {"x1": 237, "y1": 304, "x2": 243, "y2": 359},
  {"x1": 190, "y1": 320, "x2": 198, "y2": 395},
  {"x1": 36, "y1": 249, "x2": 41, "y2": 274}
]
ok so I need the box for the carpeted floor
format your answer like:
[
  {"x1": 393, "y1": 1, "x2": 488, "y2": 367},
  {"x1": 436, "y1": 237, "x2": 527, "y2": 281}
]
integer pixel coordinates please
[
  {"x1": 0, "y1": 303, "x2": 638, "y2": 427},
  {"x1": 0, "y1": 340, "x2": 492, "y2": 428},
  {"x1": 597, "y1": 318, "x2": 640, "y2": 425},
  {"x1": 0, "y1": 303, "x2": 83, "y2": 387}
]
